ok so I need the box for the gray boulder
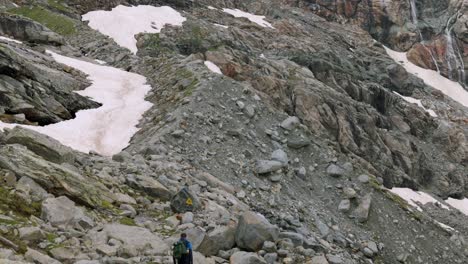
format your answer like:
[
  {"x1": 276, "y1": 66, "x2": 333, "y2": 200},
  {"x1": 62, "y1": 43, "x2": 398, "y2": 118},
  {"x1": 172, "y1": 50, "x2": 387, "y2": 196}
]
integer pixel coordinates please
[
  {"x1": 198, "y1": 223, "x2": 237, "y2": 256},
  {"x1": 279, "y1": 232, "x2": 303, "y2": 247},
  {"x1": 170, "y1": 187, "x2": 201, "y2": 213},
  {"x1": 4, "y1": 126, "x2": 75, "y2": 164},
  {"x1": 271, "y1": 149, "x2": 288, "y2": 165},
  {"x1": 16, "y1": 176, "x2": 49, "y2": 202},
  {"x1": 351, "y1": 194, "x2": 372, "y2": 222},
  {"x1": 255, "y1": 160, "x2": 283, "y2": 174},
  {"x1": 230, "y1": 251, "x2": 267, "y2": 264},
  {"x1": 326, "y1": 164, "x2": 345, "y2": 177},
  {"x1": 235, "y1": 211, "x2": 279, "y2": 251},
  {"x1": 86, "y1": 224, "x2": 169, "y2": 257},
  {"x1": 24, "y1": 248, "x2": 61, "y2": 264},
  {"x1": 41, "y1": 196, "x2": 94, "y2": 228},
  {"x1": 280, "y1": 116, "x2": 300, "y2": 130},
  {"x1": 126, "y1": 175, "x2": 173, "y2": 201}
]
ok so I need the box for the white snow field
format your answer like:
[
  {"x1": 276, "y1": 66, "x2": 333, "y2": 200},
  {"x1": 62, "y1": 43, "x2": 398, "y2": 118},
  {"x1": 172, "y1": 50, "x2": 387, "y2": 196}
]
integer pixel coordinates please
[
  {"x1": 204, "y1": 61, "x2": 222, "y2": 74},
  {"x1": 389, "y1": 188, "x2": 449, "y2": 212},
  {"x1": 385, "y1": 47, "x2": 468, "y2": 107},
  {"x1": 82, "y1": 5, "x2": 186, "y2": 54},
  {"x1": 222, "y1": 8, "x2": 274, "y2": 28},
  {"x1": 0, "y1": 51, "x2": 153, "y2": 156},
  {"x1": 0, "y1": 36, "x2": 22, "y2": 44},
  {"x1": 393, "y1": 92, "x2": 437, "y2": 117},
  {"x1": 445, "y1": 198, "x2": 468, "y2": 216}
]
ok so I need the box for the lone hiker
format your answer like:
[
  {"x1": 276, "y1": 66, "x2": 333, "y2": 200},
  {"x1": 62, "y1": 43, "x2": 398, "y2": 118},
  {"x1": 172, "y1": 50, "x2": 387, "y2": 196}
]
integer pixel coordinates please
[{"x1": 173, "y1": 233, "x2": 193, "y2": 264}]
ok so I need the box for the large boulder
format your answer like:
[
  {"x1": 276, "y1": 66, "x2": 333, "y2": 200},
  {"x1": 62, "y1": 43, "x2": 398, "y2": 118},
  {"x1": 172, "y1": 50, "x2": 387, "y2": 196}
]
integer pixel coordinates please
[
  {"x1": 170, "y1": 187, "x2": 201, "y2": 213},
  {"x1": 126, "y1": 175, "x2": 173, "y2": 201},
  {"x1": 86, "y1": 224, "x2": 169, "y2": 257},
  {"x1": 4, "y1": 127, "x2": 76, "y2": 164},
  {"x1": 41, "y1": 196, "x2": 94, "y2": 228},
  {"x1": 0, "y1": 144, "x2": 114, "y2": 207},
  {"x1": 197, "y1": 223, "x2": 237, "y2": 256},
  {"x1": 351, "y1": 194, "x2": 372, "y2": 223},
  {"x1": 230, "y1": 251, "x2": 267, "y2": 264},
  {"x1": 235, "y1": 212, "x2": 279, "y2": 251}
]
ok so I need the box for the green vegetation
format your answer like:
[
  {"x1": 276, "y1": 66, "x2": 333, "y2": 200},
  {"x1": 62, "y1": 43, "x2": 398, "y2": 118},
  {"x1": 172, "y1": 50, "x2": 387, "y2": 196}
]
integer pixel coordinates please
[
  {"x1": 9, "y1": 6, "x2": 75, "y2": 35},
  {"x1": 119, "y1": 217, "x2": 137, "y2": 226},
  {"x1": 177, "y1": 25, "x2": 207, "y2": 55},
  {"x1": 0, "y1": 186, "x2": 41, "y2": 217},
  {"x1": 47, "y1": 0, "x2": 70, "y2": 12}
]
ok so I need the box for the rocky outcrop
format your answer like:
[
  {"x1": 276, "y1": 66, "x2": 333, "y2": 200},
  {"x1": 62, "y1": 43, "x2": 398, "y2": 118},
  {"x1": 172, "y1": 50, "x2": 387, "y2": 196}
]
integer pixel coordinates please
[
  {"x1": 0, "y1": 43, "x2": 100, "y2": 125},
  {"x1": 0, "y1": 13, "x2": 64, "y2": 44},
  {"x1": 4, "y1": 127, "x2": 76, "y2": 164},
  {"x1": 0, "y1": 144, "x2": 114, "y2": 207}
]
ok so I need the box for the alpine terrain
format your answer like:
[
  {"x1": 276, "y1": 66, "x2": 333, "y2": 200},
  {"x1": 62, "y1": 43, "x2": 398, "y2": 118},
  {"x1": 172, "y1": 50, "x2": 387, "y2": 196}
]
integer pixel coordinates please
[{"x1": 0, "y1": 0, "x2": 467, "y2": 263}]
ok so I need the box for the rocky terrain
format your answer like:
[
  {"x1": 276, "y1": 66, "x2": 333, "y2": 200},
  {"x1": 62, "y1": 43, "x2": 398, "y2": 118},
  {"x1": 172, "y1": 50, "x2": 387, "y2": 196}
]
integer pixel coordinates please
[{"x1": 0, "y1": 0, "x2": 467, "y2": 264}]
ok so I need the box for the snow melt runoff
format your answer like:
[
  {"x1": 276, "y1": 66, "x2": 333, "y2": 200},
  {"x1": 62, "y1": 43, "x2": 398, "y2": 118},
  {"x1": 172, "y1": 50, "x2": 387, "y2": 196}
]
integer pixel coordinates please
[
  {"x1": 0, "y1": 51, "x2": 153, "y2": 156},
  {"x1": 82, "y1": 5, "x2": 186, "y2": 54}
]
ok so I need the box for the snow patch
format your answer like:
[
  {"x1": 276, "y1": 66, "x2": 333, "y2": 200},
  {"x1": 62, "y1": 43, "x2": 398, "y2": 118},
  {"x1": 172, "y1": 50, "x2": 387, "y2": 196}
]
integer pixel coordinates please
[
  {"x1": 445, "y1": 198, "x2": 468, "y2": 216},
  {"x1": 389, "y1": 188, "x2": 449, "y2": 212},
  {"x1": 435, "y1": 221, "x2": 455, "y2": 232},
  {"x1": 82, "y1": 5, "x2": 186, "y2": 54},
  {"x1": 207, "y1": 6, "x2": 217, "y2": 10},
  {"x1": 0, "y1": 36, "x2": 22, "y2": 44},
  {"x1": 393, "y1": 92, "x2": 437, "y2": 117},
  {"x1": 214, "y1": 23, "x2": 229, "y2": 29},
  {"x1": 223, "y1": 8, "x2": 274, "y2": 28},
  {"x1": 204, "y1": 61, "x2": 222, "y2": 74},
  {"x1": 385, "y1": 46, "x2": 468, "y2": 107},
  {"x1": 94, "y1": 59, "x2": 106, "y2": 65},
  {"x1": 0, "y1": 51, "x2": 153, "y2": 156}
]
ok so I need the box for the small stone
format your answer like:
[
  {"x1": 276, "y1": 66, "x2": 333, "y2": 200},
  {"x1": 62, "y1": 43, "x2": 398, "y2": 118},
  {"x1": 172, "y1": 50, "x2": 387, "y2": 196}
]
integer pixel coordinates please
[
  {"x1": 255, "y1": 160, "x2": 283, "y2": 174},
  {"x1": 343, "y1": 187, "x2": 357, "y2": 199},
  {"x1": 280, "y1": 116, "x2": 300, "y2": 130},
  {"x1": 0, "y1": 170, "x2": 16, "y2": 187},
  {"x1": 338, "y1": 199, "x2": 351, "y2": 212},
  {"x1": 181, "y1": 212, "x2": 194, "y2": 224},
  {"x1": 262, "y1": 241, "x2": 277, "y2": 253},
  {"x1": 326, "y1": 164, "x2": 345, "y2": 177},
  {"x1": 362, "y1": 247, "x2": 374, "y2": 258},
  {"x1": 264, "y1": 253, "x2": 278, "y2": 264},
  {"x1": 310, "y1": 255, "x2": 329, "y2": 264},
  {"x1": 358, "y1": 174, "x2": 370, "y2": 183},
  {"x1": 271, "y1": 149, "x2": 288, "y2": 165},
  {"x1": 171, "y1": 130, "x2": 185, "y2": 138},
  {"x1": 236, "y1": 101, "x2": 245, "y2": 109},
  {"x1": 237, "y1": 190, "x2": 246, "y2": 199},
  {"x1": 351, "y1": 194, "x2": 372, "y2": 223},
  {"x1": 18, "y1": 227, "x2": 45, "y2": 242},
  {"x1": 296, "y1": 167, "x2": 307, "y2": 179}
]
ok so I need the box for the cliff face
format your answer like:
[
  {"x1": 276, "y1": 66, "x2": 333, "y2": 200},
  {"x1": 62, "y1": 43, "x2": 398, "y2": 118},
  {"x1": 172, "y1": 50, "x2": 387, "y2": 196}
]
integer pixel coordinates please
[
  {"x1": 0, "y1": 0, "x2": 467, "y2": 263},
  {"x1": 303, "y1": 0, "x2": 468, "y2": 87}
]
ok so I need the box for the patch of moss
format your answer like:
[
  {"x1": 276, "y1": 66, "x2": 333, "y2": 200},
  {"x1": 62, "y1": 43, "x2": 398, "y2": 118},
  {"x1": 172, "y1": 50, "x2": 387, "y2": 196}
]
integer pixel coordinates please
[
  {"x1": 0, "y1": 186, "x2": 41, "y2": 217},
  {"x1": 177, "y1": 25, "x2": 208, "y2": 55},
  {"x1": 47, "y1": 0, "x2": 69, "y2": 12},
  {"x1": 183, "y1": 79, "x2": 199, "y2": 96},
  {"x1": 119, "y1": 217, "x2": 136, "y2": 226},
  {"x1": 0, "y1": 230, "x2": 28, "y2": 254},
  {"x1": 9, "y1": 6, "x2": 75, "y2": 35},
  {"x1": 101, "y1": 200, "x2": 113, "y2": 210}
]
